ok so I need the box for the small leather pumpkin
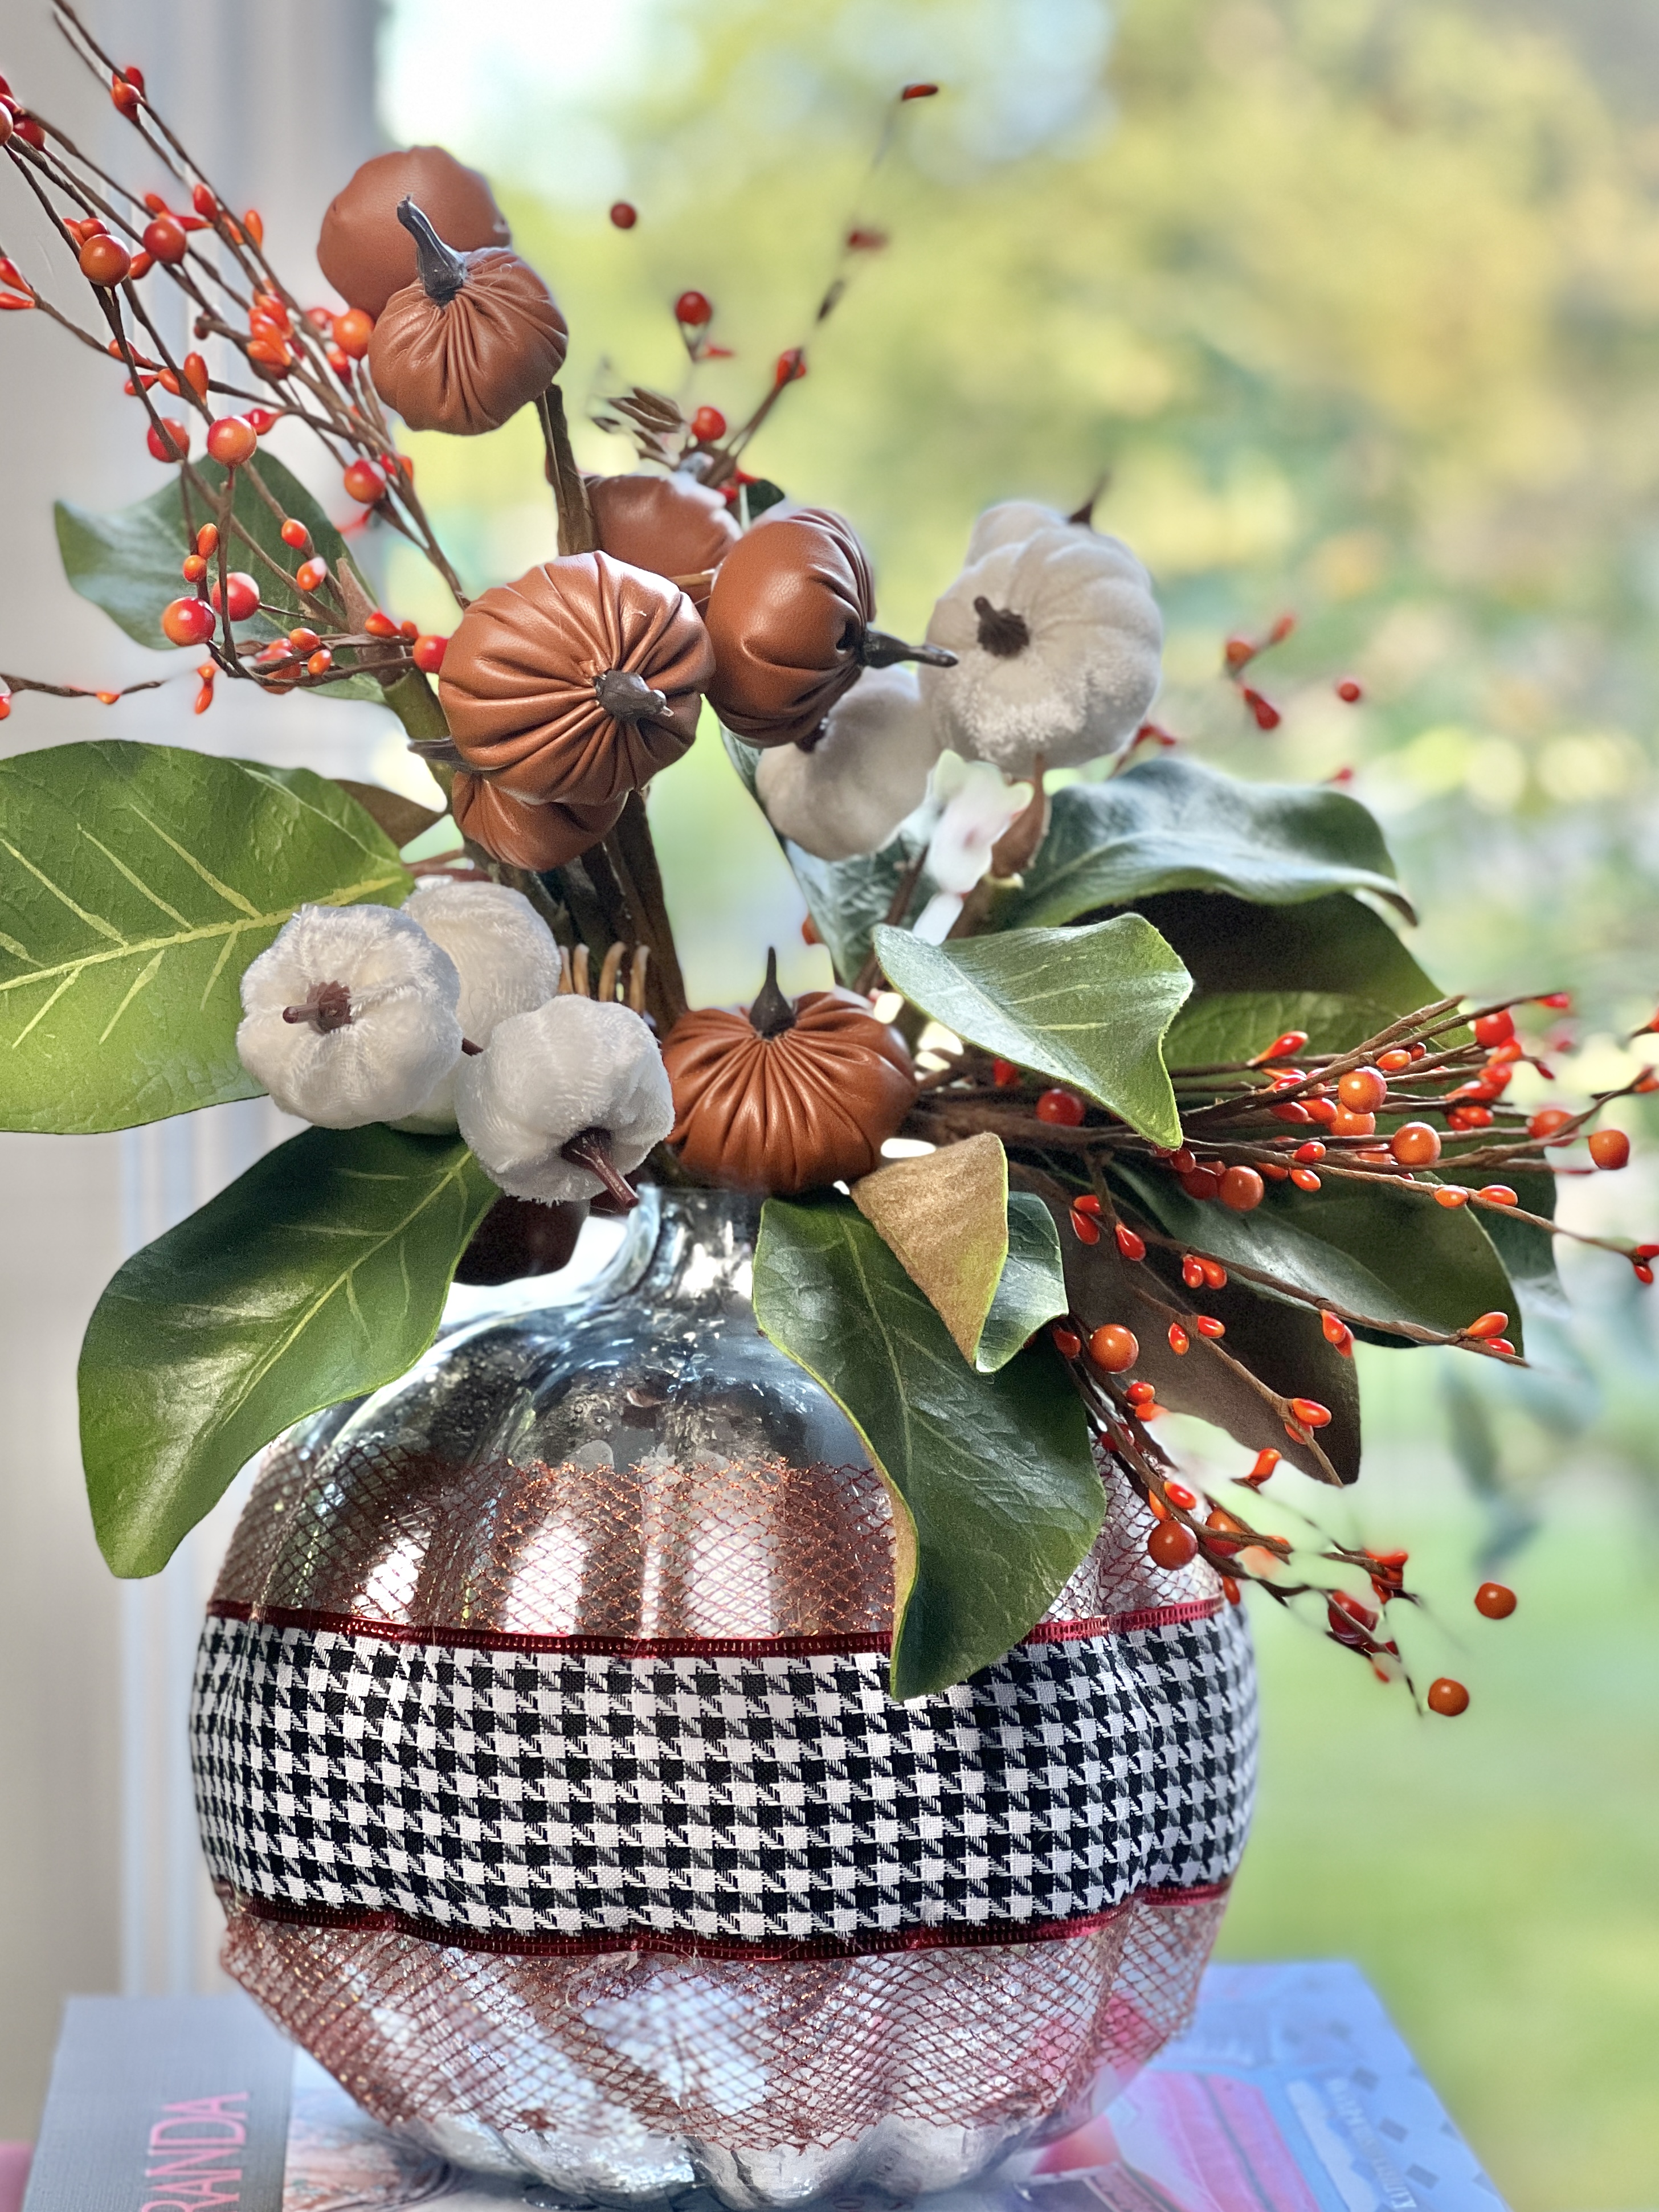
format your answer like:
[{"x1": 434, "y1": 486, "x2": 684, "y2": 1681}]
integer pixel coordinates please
[
  {"x1": 451, "y1": 775, "x2": 625, "y2": 878},
  {"x1": 440, "y1": 552, "x2": 713, "y2": 829},
  {"x1": 587, "y1": 472, "x2": 739, "y2": 604},
  {"x1": 663, "y1": 954, "x2": 918, "y2": 1193},
  {"x1": 703, "y1": 508, "x2": 876, "y2": 748},
  {"x1": 318, "y1": 147, "x2": 509, "y2": 320},
  {"x1": 368, "y1": 202, "x2": 567, "y2": 437}
]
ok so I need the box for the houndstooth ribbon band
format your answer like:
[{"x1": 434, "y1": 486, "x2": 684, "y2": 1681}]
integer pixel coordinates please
[{"x1": 191, "y1": 1603, "x2": 1256, "y2": 1959}]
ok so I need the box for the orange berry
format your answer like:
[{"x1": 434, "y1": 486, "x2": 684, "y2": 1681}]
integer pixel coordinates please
[
  {"x1": 1114, "y1": 1224, "x2": 1146, "y2": 1261},
  {"x1": 1168, "y1": 1323, "x2": 1190, "y2": 1355},
  {"x1": 1219, "y1": 1164, "x2": 1265, "y2": 1212},
  {"x1": 1465, "y1": 1311, "x2": 1510, "y2": 1339},
  {"x1": 307, "y1": 648, "x2": 333, "y2": 677},
  {"x1": 333, "y1": 308, "x2": 373, "y2": 357},
  {"x1": 1147, "y1": 1522, "x2": 1198, "y2": 1570},
  {"x1": 1199, "y1": 1257, "x2": 1228, "y2": 1289},
  {"x1": 1329, "y1": 1105, "x2": 1375, "y2": 1138},
  {"x1": 288, "y1": 627, "x2": 321, "y2": 653},
  {"x1": 1478, "y1": 1184, "x2": 1518, "y2": 1207},
  {"x1": 1182, "y1": 1255, "x2": 1204, "y2": 1289},
  {"x1": 146, "y1": 418, "x2": 190, "y2": 461},
  {"x1": 1051, "y1": 1326, "x2": 1081, "y2": 1360},
  {"x1": 1588, "y1": 1128, "x2": 1631, "y2": 1170},
  {"x1": 343, "y1": 457, "x2": 386, "y2": 504},
  {"x1": 1390, "y1": 1121, "x2": 1441, "y2": 1167},
  {"x1": 1473, "y1": 1009, "x2": 1514, "y2": 1048},
  {"x1": 79, "y1": 233, "x2": 132, "y2": 285},
  {"x1": 1180, "y1": 1164, "x2": 1223, "y2": 1201},
  {"x1": 1221, "y1": 1575, "x2": 1243, "y2": 1604},
  {"x1": 1088, "y1": 1324, "x2": 1138, "y2": 1374},
  {"x1": 1338, "y1": 1066, "x2": 1387, "y2": 1113},
  {"x1": 1434, "y1": 1185, "x2": 1469, "y2": 1207},
  {"x1": 363, "y1": 611, "x2": 399, "y2": 638},
  {"x1": 1245, "y1": 1448, "x2": 1280, "y2": 1485},
  {"x1": 181, "y1": 553, "x2": 207, "y2": 582},
  {"x1": 1194, "y1": 1315, "x2": 1225, "y2": 1339},
  {"x1": 1427, "y1": 1677, "x2": 1470, "y2": 1716},
  {"x1": 411, "y1": 633, "x2": 449, "y2": 674},
  {"x1": 141, "y1": 215, "x2": 187, "y2": 264},
  {"x1": 206, "y1": 414, "x2": 257, "y2": 465},
  {"x1": 1288, "y1": 1396, "x2": 1331, "y2": 1429},
  {"x1": 1290, "y1": 1167, "x2": 1321, "y2": 1192},
  {"x1": 208, "y1": 571, "x2": 259, "y2": 622},
  {"x1": 160, "y1": 596, "x2": 215, "y2": 647},
  {"x1": 1529, "y1": 1107, "x2": 1572, "y2": 1140},
  {"x1": 295, "y1": 558, "x2": 329, "y2": 593},
  {"x1": 1378, "y1": 1048, "x2": 1411, "y2": 1073},
  {"x1": 280, "y1": 518, "x2": 311, "y2": 551},
  {"x1": 1475, "y1": 1582, "x2": 1517, "y2": 1620}
]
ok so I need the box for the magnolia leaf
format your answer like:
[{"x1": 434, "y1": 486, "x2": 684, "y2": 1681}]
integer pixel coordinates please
[
  {"x1": 1000, "y1": 755, "x2": 1412, "y2": 930},
  {"x1": 1166, "y1": 989, "x2": 1400, "y2": 1069},
  {"x1": 333, "y1": 778, "x2": 447, "y2": 851},
  {"x1": 80, "y1": 1125, "x2": 497, "y2": 1576},
  {"x1": 786, "y1": 828, "x2": 933, "y2": 984},
  {"x1": 875, "y1": 915, "x2": 1190, "y2": 1147},
  {"x1": 1133, "y1": 890, "x2": 1442, "y2": 1015},
  {"x1": 753, "y1": 1192, "x2": 1101, "y2": 1697},
  {"x1": 56, "y1": 452, "x2": 381, "y2": 699},
  {"x1": 852, "y1": 1134, "x2": 1067, "y2": 1370},
  {"x1": 0, "y1": 743, "x2": 411, "y2": 1134},
  {"x1": 1111, "y1": 1156, "x2": 1524, "y2": 1354},
  {"x1": 1056, "y1": 1207, "x2": 1360, "y2": 1483},
  {"x1": 1440, "y1": 1162, "x2": 1564, "y2": 1320}
]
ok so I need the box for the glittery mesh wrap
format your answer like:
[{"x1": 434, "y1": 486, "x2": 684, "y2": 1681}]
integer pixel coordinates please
[{"x1": 194, "y1": 1192, "x2": 1255, "y2": 2206}]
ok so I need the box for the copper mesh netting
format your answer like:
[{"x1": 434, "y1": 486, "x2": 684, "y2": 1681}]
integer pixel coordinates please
[{"x1": 205, "y1": 1429, "x2": 1243, "y2": 2202}]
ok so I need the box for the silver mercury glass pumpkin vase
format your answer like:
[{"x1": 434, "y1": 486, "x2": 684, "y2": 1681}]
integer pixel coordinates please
[{"x1": 190, "y1": 1187, "x2": 1257, "y2": 2208}]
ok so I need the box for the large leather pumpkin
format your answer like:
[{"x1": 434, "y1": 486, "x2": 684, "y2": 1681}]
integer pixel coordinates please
[
  {"x1": 587, "y1": 472, "x2": 739, "y2": 600},
  {"x1": 368, "y1": 202, "x2": 567, "y2": 437},
  {"x1": 704, "y1": 508, "x2": 875, "y2": 747},
  {"x1": 450, "y1": 776, "x2": 625, "y2": 873},
  {"x1": 318, "y1": 146, "x2": 509, "y2": 320},
  {"x1": 663, "y1": 958, "x2": 918, "y2": 1192},
  {"x1": 440, "y1": 552, "x2": 713, "y2": 830}
]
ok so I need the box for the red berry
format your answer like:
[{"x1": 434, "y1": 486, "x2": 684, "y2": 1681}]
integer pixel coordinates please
[
  {"x1": 1390, "y1": 1121, "x2": 1441, "y2": 1167},
  {"x1": 146, "y1": 417, "x2": 189, "y2": 461},
  {"x1": 1448, "y1": 1103, "x2": 1493, "y2": 1130},
  {"x1": 1070, "y1": 1208, "x2": 1101, "y2": 1245},
  {"x1": 1465, "y1": 1311, "x2": 1510, "y2": 1339},
  {"x1": 1073, "y1": 1194, "x2": 1102, "y2": 1218},
  {"x1": 1194, "y1": 1315, "x2": 1225, "y2": 1339},
  {"x1": 1125, "y1": 1380, "x2": 1157, "y2": 1406},
  {"x1": 1321, "y1": 1310, "x2": 1347, "y2": 1345},
  {"x1": 1243, "y1": 686, "x2": 1280, "y2": 730},
  {"x1": 343, "y1": 458, "x2": 386, "y2": 504},
  {"x1": 690, "y1": 404, "x2": 726, "y2": 442},
  {"x1": 1527, "y1": 1107, "x2": 1572, "y2": 1141},
  {"x1": 191, "y1": 183, "x2": 218, "y2": 219},
  {"x1": 287, "y1": 627, "x2": 320, "y2": 654},
  {"x1": 1294, "y1": 1140, "x2": 1326, "y2": 1162},
  {"x1": 280, "y1": 518, "x2": 310, "y2": 552},
  {"x1": 1338, "y1": 1066, "x2": 1387, "y2": 1113},
  {"x1": 79, "y1": 234, "x2": 131, "y2": 285},
  {"x1": 14, "y1": 116, "x2": 45, "y2": 149},
  {"x1": 1475, "y1": 1582, "x2": 1517, "y2": 1620},
  {"x1": 1221, "y1": 1575, "x2": 1242, "y2": 1604},
  {"x1": 1035, "y1": 1087, "x2": 1086, "y2": 1126},
  {"x1": 1199, "y1": 1257, "x2": 1228, "y2": 1289},
  {"x1": 1245, "y1": 1448, "x2": 1280, "y2": 1485},
  {"x1": 1335, "y1": 677, "x2": 1363, "y2": 702},
  {"x1": 1589, "y1": 1128, "x2": 1631, "y2": 1170},
  {"x1": 181, "y1": 553, "x2": 207, "y2": 582},
  {"x1": 674, "y1": 289, "x2": 713, "y2": 326},
  {"x1": 333, "y1": 308, "x2": 373, "y2": 358},
  {"x1": 1088, "y1": 1324, "x2": 1138, "y2": 1374},
  {"x1": 1289, "y1": 1167, "x2": 1321, "y2": 1192},
  {"x1": 1182, "y1": 1255, "x2": 1205, "y2": 1289},
  {"x1": 246, "y1": 406, "x2": 280, "y2": 435},
  {"x1": 307, "y1": 649, "x2": 333, "y2": 677},
  {"x1": 1219, "y1": 1165, "x2": 1265, "y2": 1212},
  {"x1": 160, "y1": 596, "x2": 215, "y2": 647},
  {"x1": 1473, "y1": 1008, "x2": 1515, "y2": 1048},
  {"x1": 1329, "y1": 1105, "x2": 1375, "y2": 1138},
  {"x1": 1435, "y1": 1186, "x2": 1469, "y2": 1208},
  {"x1": 1478, "y1": 1184, "x2": 1518, "y2": 1207},
  {"x1": 775, "y1": 346, "x2": 807, "y2": 385},
  {"x1": 1288, "y1": 1396, "x2": 1331, "y2": 1429},
  {"x1": 1180, "y1": 1166, "x2": 1223, "y2": 1201},
  {"x1": 1167, "y1": 1323, "x2": 1190, "y2": 1355},
  {"x1": 208, "y1": 571, "x2": 259, "y2": 622},
  {"x1": 609, "y1": 201, "x2": 638, "y2": 229},
  {"x1": 1051, "y1": 1325, "x2": 1081, "y2": 1360},
  {"x1": 411, "y1": 633, "x2": 448, "y2": 674},
  {"x1": 1327, "y1": 1592, "x2": 1378, "y2": 1646},
  {"x1": 901, "y1": 81, "x2": 940, "y2": 99},
  {"x1": 206, "y1": 414, "x2": 257, "y2": 466},
  {"x1": 1427, "y1": 1677, "x2": 1470, "y2": 1717},
  {"x1": 363, "y1": 611, "x2": 399, "y2": 639},
  {"x1": 991, "y1": 1057, "x2": 1020, "y2": 1087},
  {"x1": 295, "y1": 558, "x2": 329, "y2": 594},
  {"x1": 1114, "y1": 1224, "x2": 1146, "y2": 1261},
  {"x1": 1147, "y1": 1521, "x2": 1198, "y2": 1570},
  {"x1": 140, "y1": 215, "x2": 187, "y2": 265}
]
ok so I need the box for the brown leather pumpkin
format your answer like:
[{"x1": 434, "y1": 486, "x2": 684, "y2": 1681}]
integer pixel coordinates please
[
  {"x1": 450, "y1": 774, "x2": 625, "y2": 872},
  {"x1": 703, "y1": 508, "x2": 875, "y2": 748},
  {"x1": 587, "y1": 473, "x2": 739, "y2": 604},
  {"x1": 439, "y1": 551, "x2": 713, "y2": 817},
  {"x1": 662, "y1": 954, "x2": 918, "y2": 1193},
  {"x1": 318, "y1": 147, "x2": 509, "y2": 320},
  {"x1": 368, "y1": 202, "x2": 567, "y2": 436}
]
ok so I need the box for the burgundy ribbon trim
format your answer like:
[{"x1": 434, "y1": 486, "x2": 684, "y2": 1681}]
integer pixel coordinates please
[
  {"x1": 218, "y1": 1879, "x2": 1233, "y2": 1965},
  {"x1": 204, "y1": 1594, "x2": 1222, "y2": 1660}
]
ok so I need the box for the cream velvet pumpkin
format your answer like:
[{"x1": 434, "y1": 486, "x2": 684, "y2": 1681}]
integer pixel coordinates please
[
  {"x1": 920, "y1": 526, "x2": 1163, "y2": 776},
  {"x1": 964, "y1": 498, "x2": 1074, "y2": 562},
  {"x1": 755, "y1": 665, "x2": 941, "y2": 861}
]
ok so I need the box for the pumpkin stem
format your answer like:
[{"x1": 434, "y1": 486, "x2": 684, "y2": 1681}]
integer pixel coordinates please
[
  {"x1": 972, "y1": 597, "x2": 1031, "y2": 658},
  {"x1": 281, "y1": 980, "x2": 353, "y2": 1033},
  {"x1": 395, "y1": 197, "x2": 468, "y2": 303},
  {"x1": 559, "y1": 1125, "x2": 639, "y2": 1211},
  {"x1": 1067, "y1": 473, "x2": 1109, "y2": 528},
  {"x1": 595, "y1": 668, "x2": 670, "y2": 724},
  {"x1": 747, "y1": 947, "x2": 796, "y2": 1038},
  {"x1": 990, "y1": 757, "x2": 1049, "y2": 879},
  {"x1": 859, "y1": 628, "x2": 958, "y2": 670}
]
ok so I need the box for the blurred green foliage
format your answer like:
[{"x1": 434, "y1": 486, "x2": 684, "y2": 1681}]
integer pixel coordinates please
[{"x1": 381, "y1": 4, "x2": 1659, "y2": 2200}]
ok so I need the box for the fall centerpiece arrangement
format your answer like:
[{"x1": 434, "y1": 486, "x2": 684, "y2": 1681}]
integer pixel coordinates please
[{"x1": 2, "y1": 14, "x2": 1653, "y2": 2202}]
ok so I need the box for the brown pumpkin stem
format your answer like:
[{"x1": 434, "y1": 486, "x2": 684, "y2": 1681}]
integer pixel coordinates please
[
  {"x1": 747, "y1": 947, "x2": 796, "y2": 1038},
  {"x1": 537, "y1": 383, "x2": 600, "y2": 557},
  {"x1": 989, "y1": 757, "x2": 1049, "y2": 878},
  {"x1": 972, "y1": 598, "x2": 1032, "y2": 658},
  {"x1": 559, "y1": 1125, "x2": 639, "y2": 1211},
  {"x1": 859, "y1": 627, "x2": 958, "y2": 670},
  {"x1": 282, "y1": 980, "x2": 353, "y2": 1032},
  {"x1": 594, "y1": 668, "x2": 670, "y2": 724},
  {"x1": 1067, "y1": 473, "x2": 1109, "y2": 528},
  {"x1": 395, "y1": 197, "x2": 468, "y2": 304}
]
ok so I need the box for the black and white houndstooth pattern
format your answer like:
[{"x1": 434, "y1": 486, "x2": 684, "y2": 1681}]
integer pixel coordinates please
[{"x1": 191, "y1": 1607, "x2": 1256, "y2": 1949}]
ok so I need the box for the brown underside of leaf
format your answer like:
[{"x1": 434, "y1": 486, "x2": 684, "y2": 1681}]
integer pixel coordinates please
[
  {"x1": 332, "y1": 778, "x2": 447, "y2": 852},
  {"x1": 852, "y1": 1132, "x2": 1010, "y2": 1365}
]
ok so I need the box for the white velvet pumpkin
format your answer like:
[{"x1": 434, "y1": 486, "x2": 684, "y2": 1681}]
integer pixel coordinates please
[
  {"x1": 754, "y1": 665, "x2": 941, "y2": 861},
  {"x1": 965, "y1": 499, "x2": 1075, "y2": 563},
  {"x1": 920, "y1": 526, "x2": 1163, "y2": 776}
]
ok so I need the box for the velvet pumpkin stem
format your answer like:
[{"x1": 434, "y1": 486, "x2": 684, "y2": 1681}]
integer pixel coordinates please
[
  {"x1": 747, "y1": 948, "x2": 797, "y2": 1037},
  {"x1": 395, "y1": 197, "x2": 468, "y2": 303},
  {"x1": 859, "y1": 628, "x2": 958, "y2": 670},
  {"x1": 559, "y1": 1126, "x2": 639, "y2": 1211},
  {"x1": 537, "y1": 385, "x2": 600, "y2": 555}
]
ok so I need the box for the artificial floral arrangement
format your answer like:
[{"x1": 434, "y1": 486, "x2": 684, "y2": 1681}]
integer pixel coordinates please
[{"x1": 2, "y1": 12, "x2": 1655, "y2": 2201}]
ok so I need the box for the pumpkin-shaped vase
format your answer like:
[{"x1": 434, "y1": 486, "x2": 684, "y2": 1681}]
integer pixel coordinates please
[{"x1": 191, "y1": 1189, "x2": 1255, "y2": 2207}]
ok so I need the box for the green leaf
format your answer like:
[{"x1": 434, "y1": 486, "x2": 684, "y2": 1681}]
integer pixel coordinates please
[
  {"x1": 56, "y1": 452, "x2": 382, "y2": 700},
  {"x1": 753, "y1": 1192, "x2": 1102, "y2": 1696},
  {"x1": 80, "y1": 1125, "x2": 497, "y2": 1576},
  {"x1": 0, "y1": 742, "x2": 411, "y2": 1134},
  {"x1": 1131, "y1": 890, "x2": 1443, "y2": 1013},
  {"x1": 1440, "y1": 1162, "x2": 1565, "y2": 1320},
  {"x1": 1166, "y1": 989, "x2": 1400, "y2": 1069},
  {"x1": 787, "y1": 828, "x2": 933, "y2": 984},
  {"x1": 1110, "y1": 1156, "x2": 1525, "y2": 1354},
  {"x1": 875, "y1": 915, "x2": 1191, "y2": 1148},
  {"x1": 999, "y1": 755, "x2": 1413, "y2": 930},
  {"x1": 737, "y1": 479, "x2": 787, "y2": 522},
  {"x1": 852, "y1": 1134, "x2": 1067, "y2": 1371}
]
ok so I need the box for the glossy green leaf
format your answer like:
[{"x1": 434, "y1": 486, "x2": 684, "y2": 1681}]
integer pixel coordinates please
[
  {"x1": 80, "y1": 1125, "x2": 497, "y2": 1576},
  {"x1": 999, "y1": 755, "x2": 1412, "y2": 930},
  {"x1": 56, "y1": 452, "x2": 381, "y2": 699},
  {"x1": 1440, "y1": 1162, "x2": 1564, "y2": 1319},
  {"x1": 0, "y1": 742, "x2": 411, "y2": 1134},
  {"x1": 753, "y1": 1192, "x2": 1102, "y2": 1696},
  {"x1": 1131, "y1": 890, "x2": 1443, "y2": 1013},
  {"x1": 875, "y1": 915, "x2": 1191, "y2": 1147},
  {"x1": 1111, "y1": 1155, "x2": 1523, "y2": 1353},
  {"x1": 1165, "y1": 989, "x2": 1400, "y2": 1069},
  {"x1": 787, "y1": 828, "x2": 933, "y2": 983},
  {"x1": 980, "y1": 1195, "x2": 1070, "y2": 1371}
]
